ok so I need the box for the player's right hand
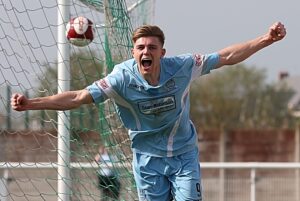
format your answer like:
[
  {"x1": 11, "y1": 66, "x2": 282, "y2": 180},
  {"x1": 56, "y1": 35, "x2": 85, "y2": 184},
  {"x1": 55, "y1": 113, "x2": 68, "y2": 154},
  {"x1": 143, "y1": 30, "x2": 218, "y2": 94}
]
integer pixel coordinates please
[{"x1": 11, "y1": 93, "x2": 28, "y2": 111}]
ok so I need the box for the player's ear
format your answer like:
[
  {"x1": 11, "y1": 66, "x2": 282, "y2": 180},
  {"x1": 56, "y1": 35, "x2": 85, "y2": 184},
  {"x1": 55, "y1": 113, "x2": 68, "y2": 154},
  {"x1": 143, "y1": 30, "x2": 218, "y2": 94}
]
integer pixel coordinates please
[
  {"x1": 161, "y1": 48, "x2": 166, "y2": 58},
  {"x1": 131, "y1": 48, "x2": 134, "y2": 56}
]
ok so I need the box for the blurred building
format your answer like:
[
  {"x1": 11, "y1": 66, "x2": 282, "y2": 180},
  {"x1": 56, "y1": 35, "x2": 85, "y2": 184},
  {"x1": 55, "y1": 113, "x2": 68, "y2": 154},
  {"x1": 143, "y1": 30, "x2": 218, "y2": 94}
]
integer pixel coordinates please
[{"x1": 278, "y1": 72, "x2": 300, "y2": 117}]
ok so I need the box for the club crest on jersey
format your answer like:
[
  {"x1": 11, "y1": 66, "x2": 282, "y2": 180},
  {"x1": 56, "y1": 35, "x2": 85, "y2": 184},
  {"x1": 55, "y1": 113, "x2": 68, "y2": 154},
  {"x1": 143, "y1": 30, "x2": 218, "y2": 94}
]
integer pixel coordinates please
[
  {"x1": 138, "y1": 96, "x2": 176, "y2": 115},
  {"x1": 194, "y1": 54, "x2": 202, "y2": 66},
  {"x1": 165, "y1": 79, "x2": 175, "y2": 90}
]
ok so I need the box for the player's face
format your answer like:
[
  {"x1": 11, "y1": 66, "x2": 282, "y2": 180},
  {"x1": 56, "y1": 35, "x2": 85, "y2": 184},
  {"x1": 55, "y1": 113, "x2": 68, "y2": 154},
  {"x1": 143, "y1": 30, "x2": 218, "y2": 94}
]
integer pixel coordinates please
[{"x1": 132, "y1": 36, "x2": 165, "y2": 84}]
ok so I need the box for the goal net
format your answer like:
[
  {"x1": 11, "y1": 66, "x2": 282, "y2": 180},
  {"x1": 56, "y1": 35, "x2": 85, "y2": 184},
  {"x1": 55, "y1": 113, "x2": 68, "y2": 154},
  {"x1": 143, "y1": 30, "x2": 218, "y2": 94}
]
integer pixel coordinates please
[{"x1": 0, "y1": 0, "x2": 155, "y2": 200}]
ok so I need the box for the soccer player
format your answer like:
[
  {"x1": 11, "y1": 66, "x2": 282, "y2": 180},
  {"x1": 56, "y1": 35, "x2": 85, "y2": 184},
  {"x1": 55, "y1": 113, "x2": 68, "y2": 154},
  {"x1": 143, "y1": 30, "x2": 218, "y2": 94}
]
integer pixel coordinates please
[{"x1": 11, "y1": 22, "x2": 286, "y2": 201}]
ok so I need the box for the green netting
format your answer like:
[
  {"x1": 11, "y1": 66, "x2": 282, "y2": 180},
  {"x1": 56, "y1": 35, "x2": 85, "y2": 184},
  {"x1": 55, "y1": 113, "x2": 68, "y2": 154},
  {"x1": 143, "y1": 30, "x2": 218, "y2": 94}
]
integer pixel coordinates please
[
  {"x1": 79, "y1": 0, "x2": 104, "y2": 12},
  {"x1": 0, "y1": 0, "x2": 155, "y2": 200}
]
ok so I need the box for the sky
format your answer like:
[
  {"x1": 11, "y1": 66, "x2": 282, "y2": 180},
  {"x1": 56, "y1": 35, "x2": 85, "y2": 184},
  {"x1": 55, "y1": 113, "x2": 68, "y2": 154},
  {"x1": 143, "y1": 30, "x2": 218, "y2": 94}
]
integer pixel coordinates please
[
  {"x1": 0, "y1": 0, "x2": 299, "y2": 127},
  {"x1": 153, "y1": 0, "x2": 299, "y2": 82},
  {"x1": 0, "y1": 0, "x2": 298, "y2": 90}
]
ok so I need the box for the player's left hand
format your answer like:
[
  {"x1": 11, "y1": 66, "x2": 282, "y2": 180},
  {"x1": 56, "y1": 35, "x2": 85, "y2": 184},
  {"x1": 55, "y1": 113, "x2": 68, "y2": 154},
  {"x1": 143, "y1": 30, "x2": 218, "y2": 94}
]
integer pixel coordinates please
[{"x1": 268, "y1": 22, "x2": 286, "y2": 42}]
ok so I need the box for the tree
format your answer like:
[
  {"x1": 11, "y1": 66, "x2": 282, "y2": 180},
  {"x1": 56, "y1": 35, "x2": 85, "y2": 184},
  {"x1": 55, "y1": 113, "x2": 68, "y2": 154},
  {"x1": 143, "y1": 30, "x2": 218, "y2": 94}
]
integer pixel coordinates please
[
  {"x1": 34, "y1": 50, "x2": 104, "y2": 132},
  {"x1": 190, "y1": 64, "x2": 295, "y2": 129}
]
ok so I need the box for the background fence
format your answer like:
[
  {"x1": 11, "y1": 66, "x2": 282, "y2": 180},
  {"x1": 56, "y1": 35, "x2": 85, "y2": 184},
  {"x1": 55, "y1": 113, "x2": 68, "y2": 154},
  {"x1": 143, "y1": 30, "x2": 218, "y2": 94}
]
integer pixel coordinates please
[{"x1": 1, "y1": 162, "x2": 300, "y2": 201}]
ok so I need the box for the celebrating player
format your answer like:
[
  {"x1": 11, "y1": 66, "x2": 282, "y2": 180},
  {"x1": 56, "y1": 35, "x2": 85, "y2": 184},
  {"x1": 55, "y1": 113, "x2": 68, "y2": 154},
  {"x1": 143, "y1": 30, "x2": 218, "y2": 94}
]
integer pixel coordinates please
[{"x1": 11, "y1": 22, "x2": 286, "y2": 200}]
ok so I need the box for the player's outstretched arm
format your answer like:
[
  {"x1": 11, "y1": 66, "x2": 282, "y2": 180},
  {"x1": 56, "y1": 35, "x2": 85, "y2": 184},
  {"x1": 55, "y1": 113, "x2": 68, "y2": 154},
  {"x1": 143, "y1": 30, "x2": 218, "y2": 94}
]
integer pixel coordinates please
[
  {"x1": 11, "y1": 89, "x2": 93, "y2": 111},
  {"x1": 216, "y1": 22, "x2": 286, "y2": 68}
]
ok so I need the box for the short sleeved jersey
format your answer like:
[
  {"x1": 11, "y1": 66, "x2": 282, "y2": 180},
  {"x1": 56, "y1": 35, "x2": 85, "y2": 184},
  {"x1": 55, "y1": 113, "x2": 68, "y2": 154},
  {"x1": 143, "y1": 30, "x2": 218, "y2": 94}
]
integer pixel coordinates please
[{"x1": 87, "y1": 53, "x2": 219, "y2": 157}]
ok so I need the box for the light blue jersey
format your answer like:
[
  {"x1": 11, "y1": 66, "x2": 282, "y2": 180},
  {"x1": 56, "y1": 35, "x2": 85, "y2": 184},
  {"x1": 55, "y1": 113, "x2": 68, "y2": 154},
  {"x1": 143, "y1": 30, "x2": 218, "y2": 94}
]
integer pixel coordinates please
[{"x1": 87, "y1": 53, "x2": 219, "y2": 157}]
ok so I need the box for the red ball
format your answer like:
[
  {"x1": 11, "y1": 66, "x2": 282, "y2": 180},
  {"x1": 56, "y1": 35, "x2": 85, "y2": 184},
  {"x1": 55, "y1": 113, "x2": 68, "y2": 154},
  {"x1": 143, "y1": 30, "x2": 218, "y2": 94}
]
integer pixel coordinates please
[{"x1": 66, "y1": 16, "x2": 94, "y2": 47}]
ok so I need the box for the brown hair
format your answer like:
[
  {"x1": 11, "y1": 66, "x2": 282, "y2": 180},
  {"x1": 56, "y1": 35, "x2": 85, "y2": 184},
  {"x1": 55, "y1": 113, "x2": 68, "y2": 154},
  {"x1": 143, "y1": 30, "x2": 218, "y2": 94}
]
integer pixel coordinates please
[{"x1": 132, "y1": 25, "x2": 165, "y2": 46}]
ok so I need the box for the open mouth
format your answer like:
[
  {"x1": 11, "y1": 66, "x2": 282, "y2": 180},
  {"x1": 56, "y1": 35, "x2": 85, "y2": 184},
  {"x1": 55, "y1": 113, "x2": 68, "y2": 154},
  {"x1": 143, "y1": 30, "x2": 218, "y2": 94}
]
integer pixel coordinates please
[{"x1": 141, "y1": 58, "x2": 152, "y2": 68}]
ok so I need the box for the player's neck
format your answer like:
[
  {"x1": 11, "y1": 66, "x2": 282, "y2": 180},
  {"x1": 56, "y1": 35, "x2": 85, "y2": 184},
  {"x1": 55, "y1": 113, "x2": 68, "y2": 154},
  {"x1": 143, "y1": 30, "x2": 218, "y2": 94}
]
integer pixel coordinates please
[
  {"x1": 138, "y1": 64, "x2": 160, "y2": 86},
  {"x1": 144, "y1": 72, "x2": 160, "y2": 86},
  {"x1": 147, "y1": 79, "x2": 159, "y2": 86}
]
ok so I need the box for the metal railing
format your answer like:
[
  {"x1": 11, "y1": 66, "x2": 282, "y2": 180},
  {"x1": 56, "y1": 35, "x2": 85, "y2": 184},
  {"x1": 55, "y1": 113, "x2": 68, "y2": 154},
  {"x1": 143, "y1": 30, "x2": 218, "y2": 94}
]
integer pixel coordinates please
[{"x1": 1, "y1": 162, "x2": 300, "y2": 201}]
